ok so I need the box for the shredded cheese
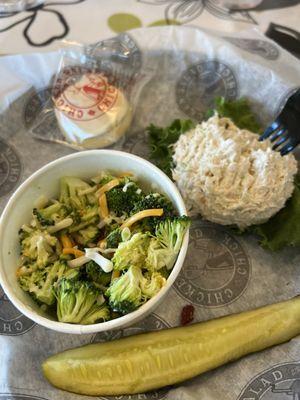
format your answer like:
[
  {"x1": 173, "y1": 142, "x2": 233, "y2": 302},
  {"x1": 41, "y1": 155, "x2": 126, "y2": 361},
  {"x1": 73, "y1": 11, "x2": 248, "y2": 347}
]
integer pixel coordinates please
[
  {"x1": 121, "y1": 209, "x2": 164, "y2": 229},
  {"x1": 97, "y1": 179, "x2": 120, "y2": 197},
  {"x1": 99, "y1": 193, "x2": 109, "y2": 219}
]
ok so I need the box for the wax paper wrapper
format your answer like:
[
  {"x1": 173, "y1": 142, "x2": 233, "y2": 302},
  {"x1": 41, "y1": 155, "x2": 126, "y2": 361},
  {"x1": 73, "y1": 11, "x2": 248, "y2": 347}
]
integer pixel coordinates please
[
  {"x1": 26, "y1": 37, "x2": 148, "y2": 150},
  {"x1": 0, "y1": 26, "x2": 300, "y2": 400}
]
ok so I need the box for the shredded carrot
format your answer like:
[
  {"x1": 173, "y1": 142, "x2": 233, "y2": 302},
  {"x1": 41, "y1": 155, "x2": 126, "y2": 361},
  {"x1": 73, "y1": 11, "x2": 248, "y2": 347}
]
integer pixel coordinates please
[
  {"x1": 99, "y1": 193, "x2": 109, "y2": 219},
  {"x1": 62, "y1": 248, "x2": 85, "y2": 258},
  {"x1": 98, "y1": 179, "x2": 120, "y2": 197},
  {"x1": 60, "y1": 234, "x2": 73, "y2": 248},
  {"x1": 111, "y1": 270, "x2": 120, "y2": 282},
  {"x1": 121, "y1": 209, "x2": 164, "y2": 229}
]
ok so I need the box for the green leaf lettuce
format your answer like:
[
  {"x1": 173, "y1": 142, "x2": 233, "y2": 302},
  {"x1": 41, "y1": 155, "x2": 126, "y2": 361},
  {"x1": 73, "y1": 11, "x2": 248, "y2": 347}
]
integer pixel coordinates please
[{"x1": 251, "y1": 176, "x2": 300, "y2": 251}]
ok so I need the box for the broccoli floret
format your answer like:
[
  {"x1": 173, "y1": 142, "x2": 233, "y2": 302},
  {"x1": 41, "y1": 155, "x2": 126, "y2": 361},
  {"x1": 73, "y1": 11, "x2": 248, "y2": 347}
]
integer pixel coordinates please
[
  {"x1": 156, "y1": 216, "x2": 190, "y2": 249},
  {"x1": 99, "y1": 175, "x2": 115, "y2": 185},
  {"x1": 112, "y1": 232, "x2": 150, "y2": 271},
  {"x1": 132, "y1": 193, "x2": 175, "y2": 215},
  {"x1": 68, "y1": 205, "x2": 99, "y2": 233},
  {"x1": 145, "y1": 216, "x2": 190, "y2": 271},
  {"x1": 32, "y1": 201, "x2": 66, "y2": 227},
  {"x1": 85, "y1": 261, "x2": 111, "y2": 286},
  {"x1": 79, "y1": 302, "x2": 110, "y2": 325},
  {"x1": 106, "y1": 182, "x2": 144, "y2": 216},
  {"x1": 106, "y1": 266, "x2": 145, "y2": 314},
  {"x1": 90, "y1": 172, "x2": 116, "y2": 185},
  {"x1": 55, "y1": 278, "x2": 109, "y2": 324},
  {"x1": 20, "y1": 229, "x2": 58, "y2": 268},
  {"x1": 131, "y1": 193, "x2": 176, "y2": 232},
  {"x1": 18, "y1": 261, "x2": 68, "y2": 305},
  {"x1": 106, "y1": 266, "x2": 166, "y2": 314},
  {"x1": 145, "y1": 239, "x2": 172, "y2": 271},
  {"x1": 158, "y1": 266, "x2": 169, "y2": 279},
  {"x1": 33, "y1": 208, "x2": 55, "y2": 226},
  {"x1": 34, "y1": 201, "x2": 84, "y2": 233},
  {"x1": 105, "y1": 225, "x2": 131, "y2": 248},
  {"x1": 106, "y1": 228, "x2": 122, "y2": 248},
  {"x1": 78, "y1": 225, "x2": 99, "y2": 245},
  {"x1": 59, "y1": 177, "x2": 96, "y2": 210},
  {"x1": 140, "y1": 271, "x2": 166, "y2": 298},
  {"x1": 67, "y1": 208, "x2": 81, "y2": 225},
  {"x1": 18, "y1": 226, "x2": 33, "y2": 243},
  {"x1": 81, "y1": 205, "x2": 99, "y2": 222}
]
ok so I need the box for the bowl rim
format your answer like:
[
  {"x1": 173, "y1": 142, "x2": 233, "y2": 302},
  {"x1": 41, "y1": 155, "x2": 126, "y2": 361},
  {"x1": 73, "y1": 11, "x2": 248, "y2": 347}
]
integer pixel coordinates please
[{"x1": 0, "y1": 149, "x2": 189, "y2": 334}]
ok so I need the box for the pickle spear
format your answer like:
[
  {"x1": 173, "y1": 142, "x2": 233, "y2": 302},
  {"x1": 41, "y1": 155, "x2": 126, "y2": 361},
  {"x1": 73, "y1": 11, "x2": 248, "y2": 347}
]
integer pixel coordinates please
[{"x1": 43, "y1": 297, "x2": 300, "y2": 396}]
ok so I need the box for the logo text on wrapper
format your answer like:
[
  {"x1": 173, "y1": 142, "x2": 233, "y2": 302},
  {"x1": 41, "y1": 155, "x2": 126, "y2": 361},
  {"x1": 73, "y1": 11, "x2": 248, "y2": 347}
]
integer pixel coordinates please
[
  {"x1": 237, "y1": 361, "x2": 300, "y2": 399},
  {"x1": 224, "y1": 37, "x2": 280, "y2": 60},
  {"x1": 54, "y1": 71, "x2": 118, "y2": 122},
  {"x1": 92, "y1": 313, "x2": 169, "y2": 400},
  {"x1": 176, "y1": 60, "x2": 238, "y2": 120},
  {"x1": 0, "y1": 286, "x2": 35, "y2": 335},
  {"x1": 174, "y1": 222, "x2": 251, "y2": 307},
  {"x1": 0, "y1": 139, "x2": 22, "y2": 198}
]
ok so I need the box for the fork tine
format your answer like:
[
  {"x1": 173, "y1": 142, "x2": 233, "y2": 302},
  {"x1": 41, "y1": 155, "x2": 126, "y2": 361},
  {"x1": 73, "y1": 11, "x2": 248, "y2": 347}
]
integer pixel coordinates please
[
  {"x1": 269, "y1": 127, "x2": 287, "y2": 143},
  {"x1": 259, "y1": 119, "x2": 281, "y2": 141},
  {"x1": 272, "y1": 135, "x2": 289, "y2": 150},
  {"x1": 280, "y1": 143, "x2": 296, "y2": 156},
  {"x1": 280, "y1": 142, "x2": 297, "y2": 156}
]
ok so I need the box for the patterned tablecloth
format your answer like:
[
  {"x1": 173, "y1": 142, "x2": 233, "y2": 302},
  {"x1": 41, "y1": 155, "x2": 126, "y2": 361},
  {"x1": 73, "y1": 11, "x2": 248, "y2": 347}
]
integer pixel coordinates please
[
  {"x1": 0, "y1": 2, "x2": 300, "y2": 400},
  {"x1": 0, "y1": 0, "x2": 299, "y2": 54}
]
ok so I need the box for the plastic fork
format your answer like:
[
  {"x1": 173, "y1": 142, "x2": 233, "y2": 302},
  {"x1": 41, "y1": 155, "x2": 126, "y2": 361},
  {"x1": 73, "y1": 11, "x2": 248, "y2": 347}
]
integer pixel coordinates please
[{"x1": 259, "y1": 89, "x2": 300, "y2": 155}]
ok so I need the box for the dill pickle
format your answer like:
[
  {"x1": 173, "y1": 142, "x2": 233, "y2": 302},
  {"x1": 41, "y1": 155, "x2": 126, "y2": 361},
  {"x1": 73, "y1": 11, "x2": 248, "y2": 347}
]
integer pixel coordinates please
[{"x1": 43, "y1": 297, "x2": 300, "y2": 396}]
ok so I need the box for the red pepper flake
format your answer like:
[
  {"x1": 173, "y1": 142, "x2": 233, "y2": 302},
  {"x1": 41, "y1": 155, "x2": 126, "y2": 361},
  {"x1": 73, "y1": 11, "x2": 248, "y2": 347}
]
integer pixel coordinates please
[{"x1": 180, "y1": 304, "x2": 195, "y2": 326}]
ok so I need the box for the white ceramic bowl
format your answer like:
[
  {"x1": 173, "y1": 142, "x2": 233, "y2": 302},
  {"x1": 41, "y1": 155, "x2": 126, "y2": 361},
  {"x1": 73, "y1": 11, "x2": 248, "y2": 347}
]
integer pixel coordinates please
[{"x1": 0, "y1": 150, "x2": 189, "y2": 334}]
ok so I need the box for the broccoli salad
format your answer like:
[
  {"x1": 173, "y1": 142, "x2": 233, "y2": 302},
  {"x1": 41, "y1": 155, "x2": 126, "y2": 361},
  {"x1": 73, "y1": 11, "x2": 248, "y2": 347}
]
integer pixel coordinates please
[{"x1": 17, "y1": 172, "x2": 190, "y2": 324}]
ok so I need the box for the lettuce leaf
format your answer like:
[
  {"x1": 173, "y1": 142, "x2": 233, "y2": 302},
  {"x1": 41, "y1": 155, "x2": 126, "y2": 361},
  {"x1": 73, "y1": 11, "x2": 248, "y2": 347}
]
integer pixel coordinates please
[
  {"x1": 250, "y1": 176, "x2": 300, "y2": 251},
  {"x1": 207, "y1": 97, "x2": 263, "y2": 133},
  {"x1": 147, "y1": 119, "x2": 195, "y2": 177}
]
